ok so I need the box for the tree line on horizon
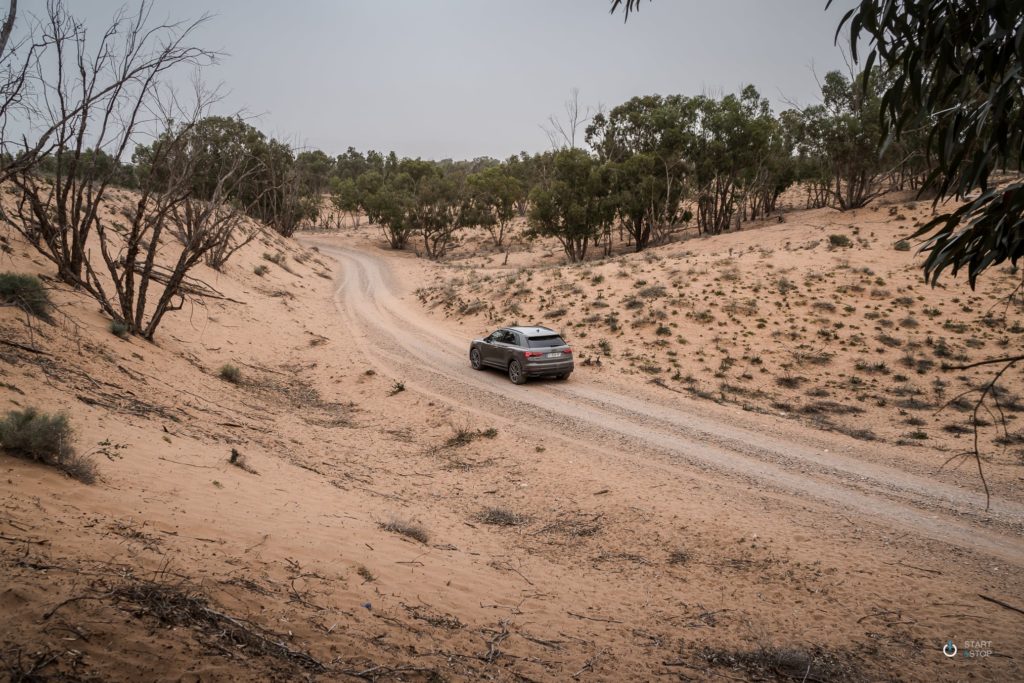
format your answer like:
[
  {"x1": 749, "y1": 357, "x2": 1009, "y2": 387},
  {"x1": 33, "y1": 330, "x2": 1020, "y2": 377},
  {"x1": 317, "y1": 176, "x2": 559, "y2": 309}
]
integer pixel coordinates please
[{"x1": 33, "y1": 67, "x2": 929, "y2": 264}]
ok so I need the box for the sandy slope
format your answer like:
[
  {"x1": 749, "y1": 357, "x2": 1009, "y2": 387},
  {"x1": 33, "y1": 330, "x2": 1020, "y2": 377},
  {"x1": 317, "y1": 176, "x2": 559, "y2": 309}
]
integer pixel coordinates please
[{"x1": 0, "y1": 189, "x2": 1021, "y2": 682}]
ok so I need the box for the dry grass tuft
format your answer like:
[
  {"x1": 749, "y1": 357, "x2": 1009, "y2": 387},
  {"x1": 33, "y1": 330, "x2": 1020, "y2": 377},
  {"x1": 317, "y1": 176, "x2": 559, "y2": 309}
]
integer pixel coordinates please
[
  {"x1": 476, "y1": 506, "x2": 528, "y2": 527},
  {"x1": 379, "y1": 518, "x2": 429, "y2": 544}
]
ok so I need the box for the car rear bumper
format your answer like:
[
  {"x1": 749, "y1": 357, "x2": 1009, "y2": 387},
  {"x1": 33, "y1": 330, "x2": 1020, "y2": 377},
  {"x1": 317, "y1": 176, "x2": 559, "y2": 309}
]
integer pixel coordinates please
[{"x1": 524, "y1": 360, "x2": 574, "y2": 376}]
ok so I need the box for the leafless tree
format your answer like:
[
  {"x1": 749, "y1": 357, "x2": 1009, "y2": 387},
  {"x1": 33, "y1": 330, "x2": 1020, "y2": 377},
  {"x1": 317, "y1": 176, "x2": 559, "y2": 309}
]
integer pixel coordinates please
[
  {"x1": 0, "y1": 0, "x2": 16, "y2": 57},
  {"x1": 542, "y1": 88, "x2": 594, "y2": 150},
  {"x1": 0, "y1": 0, "x2": 51, "y2": 186},
  {"x1": 6, "y1": 1, "x2": 215, "y2": 285},
  {"x1": 5, "y1": 2, "x2": 257, "y2": 340}
]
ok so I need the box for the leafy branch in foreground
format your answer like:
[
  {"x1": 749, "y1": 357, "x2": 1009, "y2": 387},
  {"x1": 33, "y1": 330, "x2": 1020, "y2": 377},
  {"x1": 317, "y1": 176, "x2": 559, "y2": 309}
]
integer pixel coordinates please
[{"x1": 834, "y1": 0, "x2": 1024, "y2": 287}]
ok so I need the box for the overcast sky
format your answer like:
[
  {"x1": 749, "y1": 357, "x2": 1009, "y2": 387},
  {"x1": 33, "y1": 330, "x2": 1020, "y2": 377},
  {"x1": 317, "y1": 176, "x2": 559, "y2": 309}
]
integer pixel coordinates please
[{"x1": 57, "y1": 1, "x2": 853, "y2": 160}]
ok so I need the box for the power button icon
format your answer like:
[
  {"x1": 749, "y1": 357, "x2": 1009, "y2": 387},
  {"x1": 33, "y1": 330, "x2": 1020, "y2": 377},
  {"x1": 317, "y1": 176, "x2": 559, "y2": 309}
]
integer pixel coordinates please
[{"x1": 943, "y1": 640, "x2": 958, "y2": 657}]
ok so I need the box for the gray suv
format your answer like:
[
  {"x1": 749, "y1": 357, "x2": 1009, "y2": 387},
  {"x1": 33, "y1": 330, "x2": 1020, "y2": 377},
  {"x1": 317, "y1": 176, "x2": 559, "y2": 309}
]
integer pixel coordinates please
[{"x1": 469, "y1": 326, "x2": 573, "y2": 384}]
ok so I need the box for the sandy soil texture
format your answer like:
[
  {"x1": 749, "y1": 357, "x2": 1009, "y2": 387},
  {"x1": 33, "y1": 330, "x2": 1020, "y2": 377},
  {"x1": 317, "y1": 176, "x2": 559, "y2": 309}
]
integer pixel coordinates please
[{"x1": 0, "y1": 190, "x2": 1022, "y2": 682}]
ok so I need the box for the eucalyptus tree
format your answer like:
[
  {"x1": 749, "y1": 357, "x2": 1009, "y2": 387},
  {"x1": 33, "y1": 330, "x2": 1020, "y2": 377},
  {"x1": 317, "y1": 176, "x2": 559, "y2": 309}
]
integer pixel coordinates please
[
  {"x1": 529, "y1": 149, "x2": 615, "y2": 262},
  {"x1": 465, "y1": 164, "x2": 524, "y2": 249},
  {"x1": 689, "y1": 87, "x2": 786, "y2": 235},
  {"x1": 586, "y1": 94, "x2": 695, "y2": 249},
  {"x1": 791, "y1": 70, "x2": 889, "y2": 210}
]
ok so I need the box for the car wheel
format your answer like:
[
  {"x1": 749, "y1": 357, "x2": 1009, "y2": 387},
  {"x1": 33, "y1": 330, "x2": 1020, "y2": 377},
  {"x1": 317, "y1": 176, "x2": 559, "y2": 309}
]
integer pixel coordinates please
[
  {"x1": 508, "y1": 360, "x2": 526, "y2": 385},
  {"x1": 470, "y1": 348, "x2": 483, "y2": 370}
]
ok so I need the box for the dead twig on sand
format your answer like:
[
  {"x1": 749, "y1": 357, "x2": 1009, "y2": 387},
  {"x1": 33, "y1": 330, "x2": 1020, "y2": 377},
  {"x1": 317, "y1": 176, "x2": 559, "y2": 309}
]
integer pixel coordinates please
[
  {"x1": 340, "y1": 664, "x2": 440, "y2": 680},
  {"x1": 979, "y1": 594, "x2": 1024, "y2": 616},
  {"x1": 572, "y1": 648, "x2": 608, "y2": 679},
  {"x1": 157, "y1": 456, "x2": 216, "y2": 469},
  {"x1": 568, "y1": 611, "x2": 622, "y2": 624},
  {"x1": 883, "y1": 560, "x2": 942, "y2": 575},
  {"x1": 0, "y1": 339, "x2": 49, "y2": 355},
  {"x1": 488, "y1": 560, "x2": 534, "y2": 586},
  {"x1": 46, "y1": 574, "x2": 326, "y2": 672},
  {"x1": 481, "y1": 620, "x2": 511, "y2": 663},
  {"x1": 0, "y1": 533, "x2": 48, "y2": 545}
]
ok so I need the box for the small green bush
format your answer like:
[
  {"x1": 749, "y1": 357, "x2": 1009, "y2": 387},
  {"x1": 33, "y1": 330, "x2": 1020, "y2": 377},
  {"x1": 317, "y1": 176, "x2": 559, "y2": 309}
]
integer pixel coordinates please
[
  {"x1": 0, "y1": 273, "x2": 52, "y2": 320},
  {"x1": 109, "y1": 319, "x2": 130, "y2": 338},
  {"x1": 0, "y1": 408, "x2": 96, "y2": 483},
  {"x1": 253, "y1": 264, "x2": 269, "y2": 277},
  {"x1": 828, "y1": 234, "x2": 852, "y2": 248},
  {"x1": 219, "y1": 364, "x2": 243, "y2": 384},
  {"x1": 894, "y1": 240, "x2": 911, "y2": 251}
]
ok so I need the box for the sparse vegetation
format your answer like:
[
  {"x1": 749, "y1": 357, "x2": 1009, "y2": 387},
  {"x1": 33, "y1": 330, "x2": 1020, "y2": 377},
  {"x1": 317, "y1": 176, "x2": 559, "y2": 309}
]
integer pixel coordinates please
[
  {"x1": 445, "y1": 425, "x2": 499, "y2": 448},
  {"x1": 109, "y1": 319, "x2": 130, "y2": 338},
  {"x1": 228, "y1": 448, "x2": 258, "y2": 474},
  {"x1": 379, "y1": 518, "x2": 429, "y2": 544},
  {"x1": 219, "y1": 364, "x2": 243, "y2": 384},
  {"x1": 476, "y1": 507, "x2": 528, "y2": 527},
  {"x1": 0, "y1": 408, "x2": 96, "y2": 483},
  {"x1": 0, "y1": 273, "x2": 52, "y2": 320}
]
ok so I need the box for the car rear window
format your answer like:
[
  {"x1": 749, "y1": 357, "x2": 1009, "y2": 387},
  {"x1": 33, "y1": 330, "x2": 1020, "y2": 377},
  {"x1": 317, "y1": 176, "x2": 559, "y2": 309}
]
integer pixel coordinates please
[{"x1": 527, "y1": 335, "x2": 565, "y2": 348}]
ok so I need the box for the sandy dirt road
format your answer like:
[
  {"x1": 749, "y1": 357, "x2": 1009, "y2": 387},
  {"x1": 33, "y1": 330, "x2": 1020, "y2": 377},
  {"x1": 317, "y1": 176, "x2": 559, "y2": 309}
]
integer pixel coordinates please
[{"x1": 314, "y1": 240, "x2": 1024, "y2": 567}]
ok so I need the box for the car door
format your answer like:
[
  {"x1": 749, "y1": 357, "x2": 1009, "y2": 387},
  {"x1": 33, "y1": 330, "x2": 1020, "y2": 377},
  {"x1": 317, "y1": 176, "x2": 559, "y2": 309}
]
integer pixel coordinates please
[
  {"x1": 479, "y1": 331, "x2": 499, "y2": 366},
  {"x1": 493, "y1": 330, "x2": 515, "y2": 367}
]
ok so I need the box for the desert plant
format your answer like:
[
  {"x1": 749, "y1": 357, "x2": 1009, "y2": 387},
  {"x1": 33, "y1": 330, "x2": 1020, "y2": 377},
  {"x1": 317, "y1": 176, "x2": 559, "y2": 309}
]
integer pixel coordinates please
[
  {"x1": 0, "y1": 273, "x2": 52, "y2": 320},
  {"x1": 894, "y1": 239, "x2": 911, "y2": 251},
  {"x1": 379, "y1": 518, "x2": 428, "y2": 544},
  {"x1": 476, "y1": 507, "x2": 528, "y2": 527},
  {"x1": 228, "y1": 448, "x2": 258, "y2": 474},
  {"x1": 219, "y1": 364, "x2": 242, "y2": 384},
  {"x1": 253, "y1": 264, "x2": 269, "y2": 277},
  {"x1": 828, "y1": 234, "x2": 852, "y2": 248},
  {"x1": 263, "y1": 251, "x2": 286, "y2": 265},
  {"x1": 0, "y1": 408, "x2": 96, "y2": 483},
  {"x1": 445, "y1": 425, "x2": 498, "y2": 448},
  {"x1": 109, "y1": 319, "x2": 130, "y2": 338}
]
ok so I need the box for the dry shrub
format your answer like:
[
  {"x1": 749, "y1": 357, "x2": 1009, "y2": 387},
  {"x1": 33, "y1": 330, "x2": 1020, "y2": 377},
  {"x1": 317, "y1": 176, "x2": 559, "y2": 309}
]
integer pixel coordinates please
[
  {"x1": 0, "y1": 408, "x2": 96, "y2": 483},
  {"x1": 476, "y1": 507, "x2": 528, "y2": 527},
  {"x1": 379, "y1": 518, "x2": 429, "y2": 544},
  {"x1": 0, "y1": 273, "x2": 52, "y2": 320},
  {"x1": 219, "y1": 364, "x2": 243, "y2": 384},
  {"x1": 110, "y1": 576, "x2": 324, "y2": 672}
]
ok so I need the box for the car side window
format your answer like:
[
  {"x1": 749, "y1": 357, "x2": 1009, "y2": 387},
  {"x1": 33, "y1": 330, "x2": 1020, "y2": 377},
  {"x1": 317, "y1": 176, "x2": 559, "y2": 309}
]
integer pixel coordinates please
[
  {"x1": 496, "y1": 330, "x2": 513, "y2": 344},
  {"x1": 509, "y1": 332, "x2": 522, "y2": 347}
]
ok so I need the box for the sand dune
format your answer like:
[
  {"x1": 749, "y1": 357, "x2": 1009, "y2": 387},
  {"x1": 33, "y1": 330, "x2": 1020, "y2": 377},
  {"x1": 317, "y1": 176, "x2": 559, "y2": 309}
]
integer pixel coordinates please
[{"x1": 0, "y1": 189, "x2": 1021, "y2": 681}]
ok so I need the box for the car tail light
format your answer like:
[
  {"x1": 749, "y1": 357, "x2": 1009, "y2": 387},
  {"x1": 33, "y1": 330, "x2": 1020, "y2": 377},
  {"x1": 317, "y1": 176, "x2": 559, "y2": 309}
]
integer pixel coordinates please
[
  {"x1": 563, "y1": 348, "x2": 573, "y2": 354},
  {"x1": 524, "y1": 351, "x2": 543, "y2": 358}
]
